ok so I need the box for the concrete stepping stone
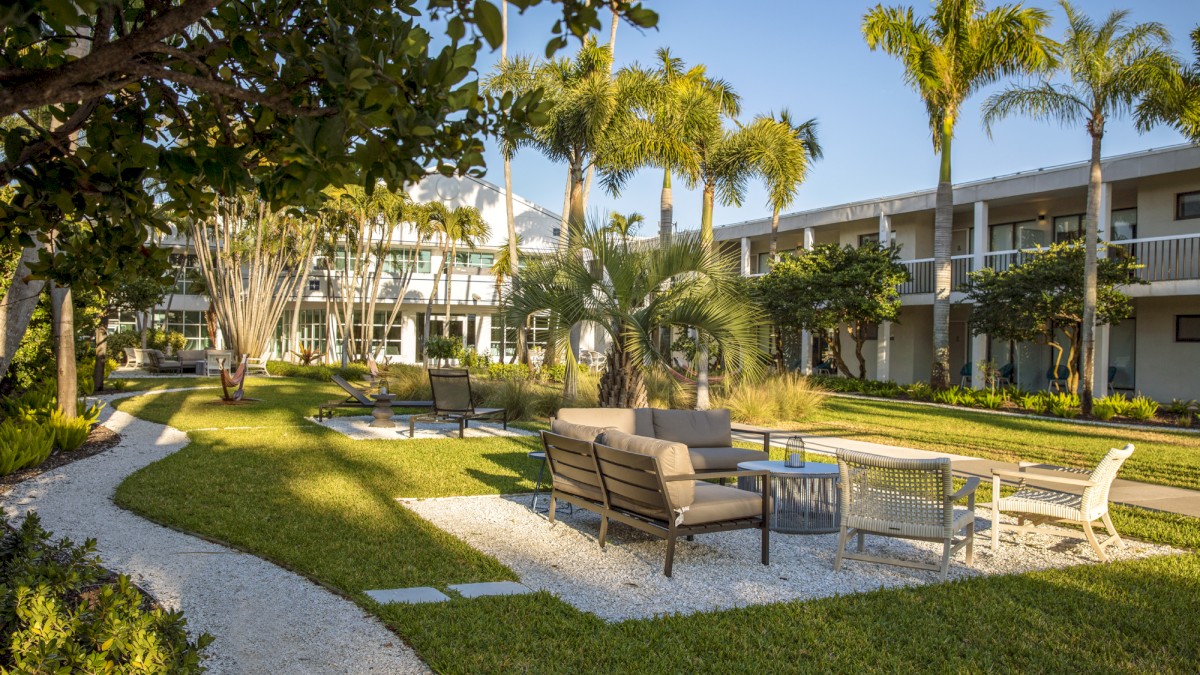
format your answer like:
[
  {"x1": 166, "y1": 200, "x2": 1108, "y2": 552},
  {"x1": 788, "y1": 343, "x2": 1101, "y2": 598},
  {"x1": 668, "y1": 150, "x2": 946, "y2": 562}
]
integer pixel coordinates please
[
  {"x1": 448, "y1": 581, "x2": 531, "y2": 598},
  {"x1": 365, "y1": 587, "x2": 449, "y2": 604}
]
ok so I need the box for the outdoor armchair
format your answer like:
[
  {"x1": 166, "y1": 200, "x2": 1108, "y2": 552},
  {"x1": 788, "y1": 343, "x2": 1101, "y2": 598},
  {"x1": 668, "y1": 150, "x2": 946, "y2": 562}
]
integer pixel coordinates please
[
  {"x1": 990, "y1": 444, "x2": 1134, "y2": 562},
  {"x1": 316, "y1": 374, "x2": 431, "y2": 421},
  {"x1": 145, "y1": 349, "x2": 183, "y2": 374},
  {"x1": 243, "y1": 353, "x2": 270, "y2": 376},
  {"x1": 408, "y1": 368, "x2": 506, "y2": 438},
  {"x1": 834, "y1": 448, "x2": 978, "y2": 580}
]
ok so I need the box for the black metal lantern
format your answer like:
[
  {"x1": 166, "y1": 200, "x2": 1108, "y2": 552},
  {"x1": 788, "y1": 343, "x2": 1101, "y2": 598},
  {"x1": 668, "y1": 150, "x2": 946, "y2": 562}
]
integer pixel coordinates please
[{"x1": 785, "y1": 436, "x2": 806, "y2": 468}]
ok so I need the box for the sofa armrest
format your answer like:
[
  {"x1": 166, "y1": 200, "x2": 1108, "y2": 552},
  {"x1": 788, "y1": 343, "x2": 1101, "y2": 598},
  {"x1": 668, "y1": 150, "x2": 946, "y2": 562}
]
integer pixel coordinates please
[
  {"x1": 730, "y1": 426, "x2": 771, "y2": 453},
  {"x1": 665, "y1": 469, "x2": 769, "y2": 482}
]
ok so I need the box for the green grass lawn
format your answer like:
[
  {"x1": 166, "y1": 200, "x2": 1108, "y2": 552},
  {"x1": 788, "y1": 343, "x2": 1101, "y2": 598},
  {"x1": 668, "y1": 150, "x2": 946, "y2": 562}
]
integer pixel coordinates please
[
  {"x1": 110, "y1": 381, "x2": 1200, "y2": 672},
  {"x1": 790, "y1": 396, "x2": 1200, "y2": 491}
]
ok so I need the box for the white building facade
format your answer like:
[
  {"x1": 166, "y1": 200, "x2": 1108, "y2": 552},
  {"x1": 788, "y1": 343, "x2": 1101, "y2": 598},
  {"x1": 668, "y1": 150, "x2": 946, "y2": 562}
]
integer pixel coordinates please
[{"x1": 717, "y1": 144, "x2": 1200, "y2": 403}]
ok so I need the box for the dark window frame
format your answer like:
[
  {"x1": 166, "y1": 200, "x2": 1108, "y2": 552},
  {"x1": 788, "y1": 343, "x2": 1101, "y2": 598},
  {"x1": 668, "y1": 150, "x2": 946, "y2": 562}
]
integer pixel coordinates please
[
  {"x1": 1177, "y1": 315, "x2": 1200, "y2": 342},
  {"x1": 1177, "y1": 191, "x2": 1200, "y2": 220},
  {"x1": 1053, "y1": 213, "x2": 1084, "y2": 243}
]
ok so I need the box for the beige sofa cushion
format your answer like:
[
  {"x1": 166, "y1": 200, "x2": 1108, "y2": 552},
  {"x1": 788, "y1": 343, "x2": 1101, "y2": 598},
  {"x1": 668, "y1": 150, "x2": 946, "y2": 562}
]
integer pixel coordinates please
[
  {"x1": 651, "y1": 409, "x2": 733, "y2": 448},
  {"x1": 549, "y1": 419, "x2": 612, "y2": 443},
  {"x1": 596, "y1": 430, "x2": 695, "y2": 510},
  {"x1": 679, "y1": 482, "x2": 763, "y2": 525},
  {"x1": 556, "y1": 408, "x2": 654, "y2": 436},
  {"x1": 689, "y1": 447, "x2": 770, "y2": 472}
]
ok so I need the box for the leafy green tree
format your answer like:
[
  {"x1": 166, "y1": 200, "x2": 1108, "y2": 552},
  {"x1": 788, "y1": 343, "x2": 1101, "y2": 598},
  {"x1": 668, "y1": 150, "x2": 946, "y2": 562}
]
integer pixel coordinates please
[
  {"x1": 504, "y1": 227, "x2": 765, "y2": 407},
  {"x1": 0, "y1": 0, "x2": 658, "y2": 383},
  {"x1": 754, "y1": 110, "x2": 823, "y2": 262},
  {"x1": 93, "y1": 276, "x2": 174, "y2": 391},
  {"x1": 756, "y1": 242, "x2": 909, "y2": 379},
  {"x1": 964, "y1": 242, "x2": 1143, "y2": 393},
  {"x1": 863, "y1": 0, "x2": 1056, "y2": 389},
  {"x1": 983, "y1": 0, "x2": 1178, "y2": 414},
  {"x1": 604, "y1": 210, "x2": 645, "y2": 243}
]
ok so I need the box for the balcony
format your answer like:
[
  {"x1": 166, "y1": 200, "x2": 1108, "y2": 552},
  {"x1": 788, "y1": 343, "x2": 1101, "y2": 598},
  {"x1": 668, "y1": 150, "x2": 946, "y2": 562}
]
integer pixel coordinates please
[{"x1": 898, "y1": 233, "x2": 1200, "y2": 294}]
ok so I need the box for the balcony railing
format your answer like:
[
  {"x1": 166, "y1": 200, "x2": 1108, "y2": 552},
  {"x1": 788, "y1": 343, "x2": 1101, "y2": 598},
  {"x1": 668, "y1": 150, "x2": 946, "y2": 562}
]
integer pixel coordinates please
[
  {"x1": 898, "y1": 255, "x2": 973, "y2": 294},
  {"x1": 897, "y1": 233, "x2": 1200, "y2": 294}
]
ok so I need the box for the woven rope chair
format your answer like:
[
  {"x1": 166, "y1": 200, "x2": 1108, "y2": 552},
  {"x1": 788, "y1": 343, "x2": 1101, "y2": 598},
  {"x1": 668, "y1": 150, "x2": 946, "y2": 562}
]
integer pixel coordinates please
[
  {"x1": 834, "y1": 449, "x2": 979, "y2": 580},
  {"x1": 990, "y1": 444, "x2": 1134, "y2": 562}
]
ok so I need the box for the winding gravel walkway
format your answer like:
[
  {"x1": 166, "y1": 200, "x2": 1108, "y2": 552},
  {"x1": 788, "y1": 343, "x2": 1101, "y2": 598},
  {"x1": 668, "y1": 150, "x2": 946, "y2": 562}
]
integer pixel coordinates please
[{"x1": 2, "y1": 391, "x2": 429, "y2": 674}]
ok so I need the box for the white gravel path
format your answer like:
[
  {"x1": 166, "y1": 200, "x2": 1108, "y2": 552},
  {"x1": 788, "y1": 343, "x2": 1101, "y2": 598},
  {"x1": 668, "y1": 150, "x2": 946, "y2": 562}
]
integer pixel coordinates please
[
  {"x1": 3, "y1": 391, "x2": 429, "y2": 675},
  {"x1": 403, "y1": 493, "x2": 1182, "y2": 622},
  {"x1": 313, "y1": 415, "x2": 536, "y2": 441}
]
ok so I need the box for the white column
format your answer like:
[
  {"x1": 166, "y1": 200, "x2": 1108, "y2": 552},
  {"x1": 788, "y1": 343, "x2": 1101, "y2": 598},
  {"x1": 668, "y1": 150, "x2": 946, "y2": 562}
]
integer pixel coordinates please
[
  {"x1": 740, "y1": 237, "x2": 752, "y2": 276},
  {"x1": 971, "y1": 201, "x2": 989, "y2": 389},
  {"x1": 400, "y1": 312, "x2": 417, "y2": 364},
  {"x1": 800, "y1": 227, "x2": 815, "y2": 374},
  {"x1": 477, "y1": 313, "x2": 493, "y2": 358},
  {"x1": 877, "y1": 214, "x2": 893, "y2": 381},
  {"x1": 1095, "y1": 182, "x2": 1112, "y2": 396}
]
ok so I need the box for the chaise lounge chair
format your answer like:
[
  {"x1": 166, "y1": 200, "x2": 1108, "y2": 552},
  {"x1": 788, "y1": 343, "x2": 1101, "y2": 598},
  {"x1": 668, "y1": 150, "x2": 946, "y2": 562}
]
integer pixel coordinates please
[
  {"x1": 408, "y1": 368, "x2": 507, "y2": 438},
  {"x1": 316, "y1": 374, "x2": 432, "y2": 422}
]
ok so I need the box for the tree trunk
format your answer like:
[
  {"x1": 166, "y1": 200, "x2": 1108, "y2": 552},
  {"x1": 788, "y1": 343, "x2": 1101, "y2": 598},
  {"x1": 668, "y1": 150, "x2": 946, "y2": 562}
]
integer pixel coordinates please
[
  {"x1": 830, "y1": 327, "x2": 852, "y2": 378},
  {"x1": 769, "y1": 206, "x2": 781, "y2": 260},
  {"x1": 695, "y1": 181, "x2": 715, "y2": 409},
  {"x1": 852, "y1": 327, "x2": 868, "y2": 379},
  {"x1": 660, "y1": 170, "x2": 673, "y2": 243},
  {"x1": 563, "y1": 327, "x2": 581, "y2": 400},
  {"x1": 567, "y1": 161, "x2": 586, "y2": 249},
  {"x1": 598, "y1": 342, "x2": 648, "y2": 408},
  {"x1": 1080, "y1": 128, "x2": 1103, "y2": 413},
  {"x1": 288, "y1": 286, "x2": 303, "y2": 362},
  {"x1": 558, "y1": 170, "x2": 572, "y2": 250},
  {"x1": 0, "y1": 242, "x2": 47, "y2": 382},
  {"x1": 93, "y1": 310, "x2": 110, "y2": 392},
  {"x1": 930, "y1": 116, "x2": 954, "y2": 390},
  {"x1": 51, "y1": 283, "x2": 77, "y2": 418}
]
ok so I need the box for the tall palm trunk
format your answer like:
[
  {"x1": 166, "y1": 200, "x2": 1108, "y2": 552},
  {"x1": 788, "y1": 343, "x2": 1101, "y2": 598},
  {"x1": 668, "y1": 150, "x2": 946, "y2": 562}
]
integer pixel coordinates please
[
  {"x1": 51, "y1": 283, "x2": 77, "y2": 418},
  {"x1": 769, "y1": 206, "x2": 781, "y2": 261},
  {"x1": 931, "y1": 115, "x2": 954, "y2": 390},
  {"x1": 659, "y1": 170, "x2": 673, "y2": 243},
  {"x1": 0, "y1": 242, "x2": 47, "y2": 382},
  {"x1": 288, "y1": 283, "x2": 303, "y2": 362},
  {"x1": 695, "y1": 181, "x2": 716, "y2": 410},
  {"x1": 93, "y1": 309, "x2": 110, "y2": 392},
  {"x1": 443, "y1": 241, "x2": 457, "y2": 337},
  {"x1": 1080, "y1": 123, "x2": 1104, "y2": 413},
  {"x1": 501, "y1": 0, "x2": 525, "y2": 366},
  {"x1": 424, "y1": 238, "x2": 446, "y2": 347}
]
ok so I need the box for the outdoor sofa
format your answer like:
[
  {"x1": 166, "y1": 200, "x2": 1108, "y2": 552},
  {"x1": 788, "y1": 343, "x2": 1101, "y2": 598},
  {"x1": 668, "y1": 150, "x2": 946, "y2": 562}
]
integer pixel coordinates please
[
  {"x1": 552, "y1": 407, "x2": 770, "y2": 475},
  {"x1": 541, "y1": 426, "x2": 770, "y2": 577}
]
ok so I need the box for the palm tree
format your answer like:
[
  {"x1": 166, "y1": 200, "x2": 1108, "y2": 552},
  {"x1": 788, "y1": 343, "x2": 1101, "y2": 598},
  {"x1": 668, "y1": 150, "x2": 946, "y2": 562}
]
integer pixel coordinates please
[
  {"x1": 754, "y1": 109, "x2": 824, "y2": 261},
  {"x1": 1137, "y1": 25, "x2": 1200, "y2": 143},
  {"x1": 324, "y1": 184, "x2": 385, "y2": 361},
  {"x1": 505, "y1": 227, "x2": 765, "y2": 407},
  {"x1": 863, "y1": 0, "x2": 1056, "y2": 390},
  {"x1": 491, "y1": 234, "x2": 521, "y2": 362},
  {"x1": 497, "y1": 0, "x2": 526, "y2": 366},
  {"x1": 982, "y1": 1, "x2": 1177, "y2": 413},
  {"x1": 604, "y1": 210, "x2": 644, "y2": 244},
  {"x1": 425, "y1": 202, "x2": 490, "y2": 340}
]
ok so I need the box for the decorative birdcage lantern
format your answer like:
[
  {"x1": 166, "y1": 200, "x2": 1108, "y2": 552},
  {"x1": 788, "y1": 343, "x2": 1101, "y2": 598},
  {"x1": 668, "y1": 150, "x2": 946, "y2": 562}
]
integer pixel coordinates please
[{"x1": 785, "y1": 436, "x2": 806, "y2": 468}]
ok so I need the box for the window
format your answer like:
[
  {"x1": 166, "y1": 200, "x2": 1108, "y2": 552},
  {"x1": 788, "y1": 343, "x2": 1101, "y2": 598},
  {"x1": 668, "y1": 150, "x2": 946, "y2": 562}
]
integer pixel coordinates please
[
  {"x1": 858, "y1": 233, "x2": 880, "y2": 247},
  {"x1": 1053, "y1": 214, "x2": 1082, "y2": 243},
  {"x1": 1177, "y1": 191, "x2": 1200, "y2": 220},
  {"x1": 307, "y1": 279, "x2": 321, "y2": 292},
  {"x1": 1111, "y1": 208, "x2": 1137, "y2": 241},
  {"x1": 275, "y1": 309, "x2": 327, "y2": 357},
  {"x1": 453, "y1": 251, "x2": 495, "y2": 268},
  {"x1": 384, "y1": 249, "x2": 431, "y2": 274},
  {"x1": 755, "y1": 252, "x2": 771, "y2": 274},
  {"x1": 168, "y1": 253, "x2": 201, "y2": 295},
  {"x1": 1177, "y1": 315, "x2": 1200, "y2": 342},
  {"x1": 990, "y1": 223, "x2": 1014, "y2": 251},
  {"x1": 109, "y1": 312, "x2": 139, "y2": 334},
  {"x1": 153, "y1": 310, "x2": 208, "y2": 349},
  {"x1": 333, "y1": 247, "x2": 355, "y2": 273}
]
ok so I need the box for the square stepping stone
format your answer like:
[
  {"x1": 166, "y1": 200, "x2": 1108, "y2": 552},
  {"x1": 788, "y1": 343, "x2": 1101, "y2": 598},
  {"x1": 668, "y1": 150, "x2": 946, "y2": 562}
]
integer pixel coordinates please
[
  {"x1": 365, "y1": 587, "x2": 449, "y2": 604},
  {"x1": 448, "y1": 581, "x2": 531, "y2": 599}
]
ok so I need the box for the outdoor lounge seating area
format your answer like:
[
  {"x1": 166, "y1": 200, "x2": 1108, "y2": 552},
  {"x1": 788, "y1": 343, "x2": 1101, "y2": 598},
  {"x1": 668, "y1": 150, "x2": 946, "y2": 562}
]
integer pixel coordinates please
[{"x1": 122, "y1": 348, "x2": 250, "y2": 376}]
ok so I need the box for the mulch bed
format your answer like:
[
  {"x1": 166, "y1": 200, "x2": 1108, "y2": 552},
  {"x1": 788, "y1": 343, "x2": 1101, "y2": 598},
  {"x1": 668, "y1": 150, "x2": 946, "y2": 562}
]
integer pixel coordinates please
[{"x1": 0, "y1": 425, "x2": 122, "y2": 491}]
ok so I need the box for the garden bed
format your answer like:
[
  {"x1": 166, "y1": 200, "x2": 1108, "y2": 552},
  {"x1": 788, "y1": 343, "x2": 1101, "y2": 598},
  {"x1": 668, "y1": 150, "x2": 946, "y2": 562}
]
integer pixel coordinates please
[{"x1": 0, "y1": 424, "x2": 122, "y2": 491}]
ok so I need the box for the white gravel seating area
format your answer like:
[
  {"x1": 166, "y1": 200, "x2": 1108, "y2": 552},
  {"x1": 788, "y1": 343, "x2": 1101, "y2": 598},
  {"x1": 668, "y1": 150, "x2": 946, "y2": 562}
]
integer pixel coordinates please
[
  {"x1": 3, "y1": 391, "x2": 428, "y2": 674},
  {"x1": 312, "y1": 414, "x2": 535, "y2": 441},
  {"x1": 402, "y1": 493, "x2": 1181, "y2": 622}
]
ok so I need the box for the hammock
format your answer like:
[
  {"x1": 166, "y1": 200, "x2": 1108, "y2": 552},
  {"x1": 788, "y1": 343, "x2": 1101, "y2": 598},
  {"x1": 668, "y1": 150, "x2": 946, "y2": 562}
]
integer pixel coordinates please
[
  {"x1": 663, "y1": 364, "x2": 726, "y2": 385},
  {"x1": 221, "y1": 361, "x2": 247, "y2": 402}
]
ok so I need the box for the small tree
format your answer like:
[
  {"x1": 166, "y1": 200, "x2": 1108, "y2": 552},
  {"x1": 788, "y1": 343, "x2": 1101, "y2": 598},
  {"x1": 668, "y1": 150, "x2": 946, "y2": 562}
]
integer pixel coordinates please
[
  {"x1": 964, "y1": 242, "x2": 1143, "y2": 392},
  {"x1": 756, "y1": 243, "x2": 909, "y2": 379}
]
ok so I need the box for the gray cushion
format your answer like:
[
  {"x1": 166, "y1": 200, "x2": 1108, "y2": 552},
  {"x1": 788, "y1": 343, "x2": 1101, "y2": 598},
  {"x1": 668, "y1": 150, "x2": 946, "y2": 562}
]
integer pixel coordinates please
[
  {"x1": 552, "y1": 475, "x2": 604, "y2": 503},
  {"x1": 555, "y1": 408, "x2": 655, "y2": 437},
  {"x1": 177, "y1": 349, "x2": 206, "y2": 364},
  {"x1": 596, "y1": 430, "x2": 695, "y2": 509},
  {"x1": 549, "y1": 419, "x2": 611, "y2": 443},
  {"x1": 688, "y1": 447, "x2": 769, "y2": 472},
  {"x1": 679, "y1": 482, "x2": 763, "y2": 525},
  {"x1": 652, "y1": 409, "x2": 733, "y2": 448}
]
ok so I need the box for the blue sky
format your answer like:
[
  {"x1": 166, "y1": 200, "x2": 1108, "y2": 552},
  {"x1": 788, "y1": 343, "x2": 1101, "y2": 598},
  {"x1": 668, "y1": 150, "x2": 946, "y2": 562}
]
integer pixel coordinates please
[{"x1": 472, "y1": 1, "x2": 1196, "y2": 234}]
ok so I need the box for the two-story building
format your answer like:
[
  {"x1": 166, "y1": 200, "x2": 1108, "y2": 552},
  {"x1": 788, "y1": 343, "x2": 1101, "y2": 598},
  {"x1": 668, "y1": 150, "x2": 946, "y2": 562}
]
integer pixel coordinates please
[{"x1": 717, "y1": 143, "x2": 1200, "y2": 402}]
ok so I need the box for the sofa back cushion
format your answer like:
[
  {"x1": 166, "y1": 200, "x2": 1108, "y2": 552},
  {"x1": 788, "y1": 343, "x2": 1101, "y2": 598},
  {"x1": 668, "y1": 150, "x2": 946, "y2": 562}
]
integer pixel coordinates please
[
  {"x1": 549, "y1": 419, "x2": 611, "y2": 443},
  {"x1": 555, "y1": 408, "x2": 654, "y2": 437},
  {"x1": 596, "y1": 430, "x2": 695, "y2": 511},
  {"x1": 652, "y1": 409, "x2": 733, "y2": 448},
  {"x1": 178, "y1": 349, "x2": 205, "y2": 363}
]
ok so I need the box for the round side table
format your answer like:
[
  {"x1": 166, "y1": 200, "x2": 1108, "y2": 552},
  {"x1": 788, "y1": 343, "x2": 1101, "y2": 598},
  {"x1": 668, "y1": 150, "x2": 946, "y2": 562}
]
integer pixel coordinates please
[
  {"x1": 736, "y1": 460, "x2": 840, "y2": 534},
  {"x1": 370, "y1": 394, "x2": 398, "y2": 428}
]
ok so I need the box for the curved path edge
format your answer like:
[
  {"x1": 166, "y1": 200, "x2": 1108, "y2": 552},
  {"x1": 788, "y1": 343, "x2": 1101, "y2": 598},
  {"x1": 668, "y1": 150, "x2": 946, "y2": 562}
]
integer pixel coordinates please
[{"x1": 2, "y1": 389, "x2": 429, "y2": 674}]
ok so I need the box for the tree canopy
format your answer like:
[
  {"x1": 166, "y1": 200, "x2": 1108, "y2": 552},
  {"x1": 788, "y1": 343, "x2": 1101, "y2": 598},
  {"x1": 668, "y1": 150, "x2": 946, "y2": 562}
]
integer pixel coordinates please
[{"x1": 755, "y1": 242, "x2": 909, "y2": 379}]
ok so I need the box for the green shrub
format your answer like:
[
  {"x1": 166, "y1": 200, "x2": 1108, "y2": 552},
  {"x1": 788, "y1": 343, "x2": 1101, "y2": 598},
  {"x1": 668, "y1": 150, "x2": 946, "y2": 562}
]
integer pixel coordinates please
[
  {"x1": 1020, "y1": 392, "x2": 1050, "y2": 414},
  {"x1": 718, "y1": 374, "x2": 828, "y2": 425},
  {"x1": 266, "y1": 360, "x2": 370, "y2": 382},
  {"x1": 383, "y1": 364, "x2": 431, "y2": 400},
  {"x1": 932, "y1": 386, "x2": 971, "y2": 407},
  {"x1": 0, "y1": 420, "x2": 55, "y2": 476},
  {"x1": 644, "y1": 368, "x2": 692, "y2": 409},
  {"x1": 45, "y1": 409, "x2": 91, "y2": 452},
  {"x1": 977, "y1": 389, "x2": 1007, "y2": 410},
  {"x1": 1047, "y1": 392, "x2": 1081, "y2": 419},
  {"x1": 488, "y1": 363, "x2": 530, "y2": 380},
  {"x1": 720, "y1": 383, "x2": 777, "y2": 425},
  {"x1": 424, "y1": 336, "x2": 461, "y2": 361},
  {"x1": 459, "y1": 348, "x2": 490, "y2": 369},
  {"x1": 0, "y1": 513, "x2": 211, "y2": 672},
  {"x1": 1126, "y1": 395, "x2": 1160, "y2": 422},
  {"x1": 105, "y1": 331, "x2": 141, "y2": 363},
  {"x1": 1092, "y1": 394, "x2": 1128, "y2": 421},
  {"x1": 905, "y1": 382, "x2": 934, "y2": 402}
]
